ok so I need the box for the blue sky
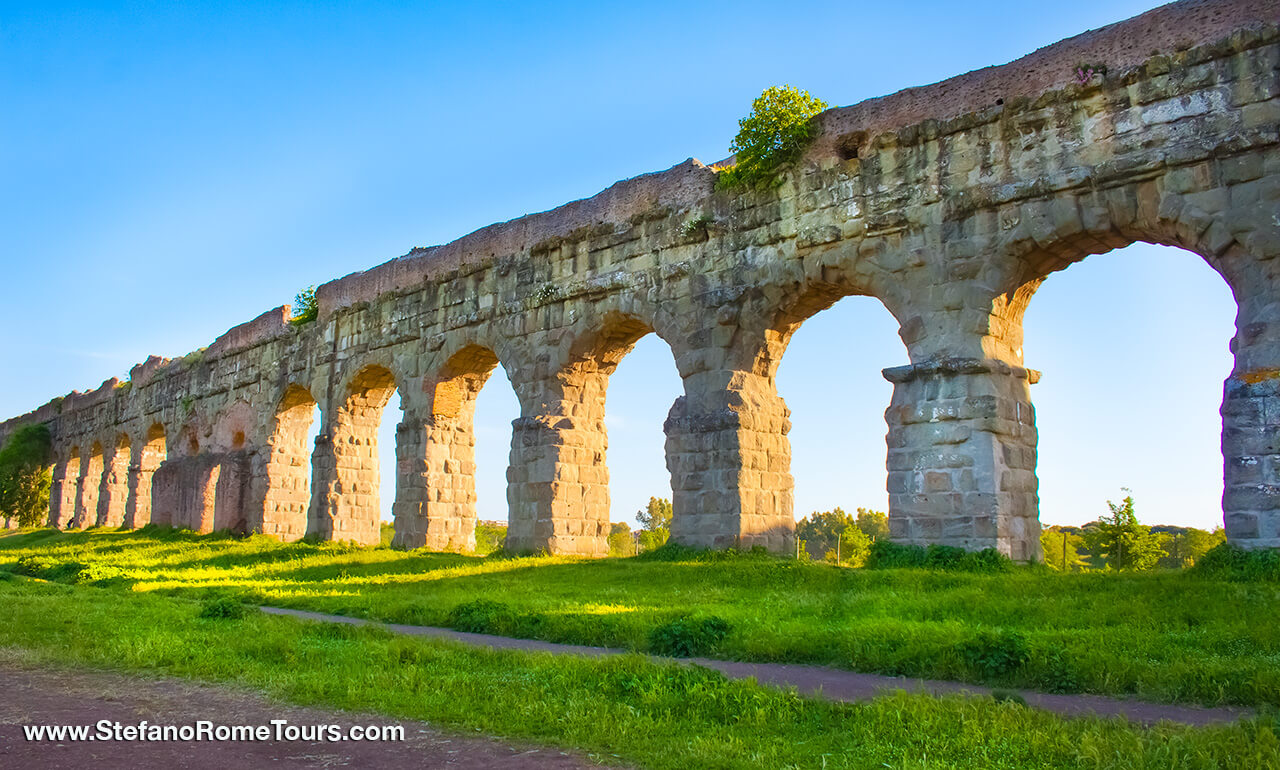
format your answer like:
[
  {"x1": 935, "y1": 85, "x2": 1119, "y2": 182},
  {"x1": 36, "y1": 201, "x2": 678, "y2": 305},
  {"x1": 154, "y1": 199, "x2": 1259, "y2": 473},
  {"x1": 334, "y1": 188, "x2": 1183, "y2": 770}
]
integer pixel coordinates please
[{"x1": 0, "y1": 1, "x2": 1236, "y2": 530}]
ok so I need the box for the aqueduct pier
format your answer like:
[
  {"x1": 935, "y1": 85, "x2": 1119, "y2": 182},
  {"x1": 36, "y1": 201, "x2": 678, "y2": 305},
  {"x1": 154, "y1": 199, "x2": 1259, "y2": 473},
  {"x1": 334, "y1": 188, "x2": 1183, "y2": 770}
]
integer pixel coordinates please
[{"x1": 3, "y1": 0, "x2": 1278, "y2": 559}]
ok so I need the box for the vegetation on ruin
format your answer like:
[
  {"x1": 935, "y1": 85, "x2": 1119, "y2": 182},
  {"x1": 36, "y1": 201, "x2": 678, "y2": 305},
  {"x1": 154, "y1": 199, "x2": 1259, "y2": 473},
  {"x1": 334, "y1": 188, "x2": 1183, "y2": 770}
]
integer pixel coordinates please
[
  {"x1": 0, "y1": 425, "x2": 53, "y2": 527},
  {"x1": 289, "y1": 285, "x2": 318, "y2": 326},
  {"x1": 0, "y1": 577, "x2": 1275, "y2": 770},
  {"x1": 1, "y1": 527, "x2": 1278, "y2": 707},
  {"x1": 715, "y1": 85, "x2": 829, "y2": 191}
]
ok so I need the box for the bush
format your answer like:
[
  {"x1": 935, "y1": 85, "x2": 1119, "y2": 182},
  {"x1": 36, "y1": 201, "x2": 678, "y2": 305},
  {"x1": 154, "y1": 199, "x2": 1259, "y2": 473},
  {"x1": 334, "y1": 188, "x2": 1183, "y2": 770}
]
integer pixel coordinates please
[
  {"x1": 649, "y1": 616, "x2": 730, "y2": 658},
  {"x1": 447, "y1": 599, "x2": 518, "y2": 635},
  {"x1": 716, "y1": 85, "x2": 828, "y2": 191},
  {"x1": 961, "y1": 630, "x2": 1030, "y2": 678},
  {"x1": 1192, "y1": 543, "x2": 1280, "y2": 581},
  {"x1": 289, "y1": 286, "x2": 318, "y2": 326},
  {"x1": 13, "y1": 555, "x2": 57, "y2": 577},
  {"x1": 198, "y1": 596, "x2": 253, "y2": 620},
  {"x1": 864, "y1": 541, "x2": 1014, "y2": 572}
]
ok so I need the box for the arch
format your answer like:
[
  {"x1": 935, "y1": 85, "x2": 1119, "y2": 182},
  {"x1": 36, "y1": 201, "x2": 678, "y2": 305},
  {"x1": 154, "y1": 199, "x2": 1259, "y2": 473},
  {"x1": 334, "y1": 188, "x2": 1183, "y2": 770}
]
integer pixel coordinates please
[
  {"x1": 175, "y1": 424, "x2": 200, "y2": 458},
  {"x1": 977, "y1": 197, "x2": 1272, "y2": 548},
  {"x1": 75, "y1": 442, "x2": 104, "y2": 528},
  {"x1": 503, "y1": 312, "x2": 683, "y2": 556},
  {"x1": 51, "y1": 446, "x2": 81, "y2": 528},
  {"x1": 125, "y1": 423, "x2": 167, "y2": 528},
  {"x1": 97, "y1": 432, "x2": 131, "y2": 527},
  {"x1": 309, "y1": 363, "x2": 403, "y2": 545},
  {"x1": 391, "y1": 344, "x2": 513, "y2": 552},
  {"x1": 260, "y1": 384, "x2": 320, "y2": 540},
  {"x1": 211, "y1": 400, "x2": 255, "y2": 453}
]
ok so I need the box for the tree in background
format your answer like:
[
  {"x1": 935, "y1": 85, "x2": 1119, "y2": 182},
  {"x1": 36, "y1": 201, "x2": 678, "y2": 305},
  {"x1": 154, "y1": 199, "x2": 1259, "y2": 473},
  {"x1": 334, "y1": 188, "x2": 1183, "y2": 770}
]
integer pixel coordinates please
[
  {"x1": 855, "y1": 508, "x2": 889, "y2": 541},
  {"x1": 636, "y1": 497, "x2": 671, "y2": 551},
  {"x1": 1153, "y1": 526, "x2": 1226, "y2": 568},
  {"x1": 608, "y1": 522, "x2": 635, "y2": 557},
  {"x1": 1040, "y1": 526, "x2": 1089, "y2": 571},
  {"x1": 473, "y1": 521, "x2": 508, "y2": 555},
  {"x1": 796, "y1": 508, "x2": 871, "y2": 566},
  {"x1": 1082, "y1": 492, "x2": 1165, "y2": 571},
  {"x1": 0, "y1": 424, "x2": 54, "y2": 527}
]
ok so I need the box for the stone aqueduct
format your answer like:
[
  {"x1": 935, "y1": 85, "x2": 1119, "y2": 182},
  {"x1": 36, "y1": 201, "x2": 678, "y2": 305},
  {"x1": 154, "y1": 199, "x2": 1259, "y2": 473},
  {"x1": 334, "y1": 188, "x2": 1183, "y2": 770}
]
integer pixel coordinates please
[{"x1": 3, "y1": 0, "x2": 1278, "y2": 559}]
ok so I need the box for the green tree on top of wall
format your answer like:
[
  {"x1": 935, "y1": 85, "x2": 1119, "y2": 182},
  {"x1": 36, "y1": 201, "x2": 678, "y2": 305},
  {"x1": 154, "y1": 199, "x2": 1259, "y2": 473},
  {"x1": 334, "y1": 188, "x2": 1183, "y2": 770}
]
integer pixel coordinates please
[
  {"x1": 716, "y1": 85, "x2": 829, "y2": 190},
  {"x1": 1082, "y1": 492, "x2": 1165, "y2": 571},
  {"x1": 0, "y1": 424, "x2": 54, "y2": 528},
  {"x1": 290, "y1": 286, "x2": 318, "y2": 326}
]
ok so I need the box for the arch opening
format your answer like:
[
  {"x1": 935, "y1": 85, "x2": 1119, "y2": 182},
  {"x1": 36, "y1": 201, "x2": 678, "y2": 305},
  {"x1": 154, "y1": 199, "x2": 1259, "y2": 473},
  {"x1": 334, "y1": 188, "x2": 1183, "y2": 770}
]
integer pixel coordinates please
[
  {"x1": 77, "y1": 442, "x2": 104, "y2": 529},
  {"x1": 1018, "y1": 240, "x2": 1237, "y2": 559},
  {"x1": 311, "y1": 365, "x2": 400, "y2": 546},
  {"x1": 264, "y1": 385, "x2": 320, "y2": 541},
  {"x1": 772, "y1": 291, "x2": 908, "y2": 562},
  {"x1": 402, "y1": 345, "x2": 520, "y2": 553},
  {"x1": 55, "y1": 447, "x2": 81, "y2": 528},
  {"x1": 99, "y1": 433, "x2": 131, "y2": 528},
  {"x1": 575, "y1": 319, "x2": 683, "y2": 556},
  {"x1": 126, "y1": 423, "x2": 167, "y2": 528}
]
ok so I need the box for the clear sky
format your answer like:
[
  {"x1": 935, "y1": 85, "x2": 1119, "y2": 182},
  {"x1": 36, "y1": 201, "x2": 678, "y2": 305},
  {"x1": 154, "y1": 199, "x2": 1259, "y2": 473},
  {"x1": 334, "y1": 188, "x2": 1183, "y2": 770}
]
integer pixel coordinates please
[{"x1": 0, "y1": 0, "x2": 1237, "y2": 531}]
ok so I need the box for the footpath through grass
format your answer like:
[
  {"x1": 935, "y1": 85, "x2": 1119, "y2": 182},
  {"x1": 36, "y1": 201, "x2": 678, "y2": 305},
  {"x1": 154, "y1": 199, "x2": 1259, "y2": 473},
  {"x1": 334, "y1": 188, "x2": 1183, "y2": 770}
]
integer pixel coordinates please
[
  {"x1": 0, "y1": 576, "x2": 1277, "y2": 770},
  {"x1": 1, "y1": 527, "x2": 1278, "y2": 708}
]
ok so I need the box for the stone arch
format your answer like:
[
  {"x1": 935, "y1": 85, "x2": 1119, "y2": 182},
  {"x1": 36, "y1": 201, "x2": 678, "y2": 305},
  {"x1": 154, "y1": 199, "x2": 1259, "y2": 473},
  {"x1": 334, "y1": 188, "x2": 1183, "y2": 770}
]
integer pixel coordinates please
[
  {"x1": 309, "y1": 363, "x2": 403, "y2": 545},
  {"x1": 175, "y1": 423, "x2": 201, "y2": 458},
  {"x1": 74, "y1": 442, "x2": 104, "y2": 528},
  {"x1": 97, "y1": 432, "x2": 131, "y2": 527},
  {"x1": 497, "y1": 313, "x2": 671, "y2": 556},
  {"x1": 211, "y1": 400, "x2": 255, "y2": 453},
  {"x1": 392, "y1": 343, "x2": 512, "y2": 551},
  {"x1": 878, "y1": 173, "x2": 1280, "y2": 558},
  {"x1": 51, "y1": 446, "x2": 81, "y2": 528},
  {"x1": 259, "y1": 384, "x2": 320, "y2": 540},
  {"x1": 970, "y1": 186, "x2": 1279, "y2": 550},
  {"x1": 125, "y1": 423, "x2": 167, "y2": 528}
]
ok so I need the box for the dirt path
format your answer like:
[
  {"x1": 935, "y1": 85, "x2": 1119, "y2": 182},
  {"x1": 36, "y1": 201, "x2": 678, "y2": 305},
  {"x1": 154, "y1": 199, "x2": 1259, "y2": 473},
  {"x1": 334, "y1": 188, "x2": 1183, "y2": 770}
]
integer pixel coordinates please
[
  {"x1": 0, "y1": 662, "x2": 607, "y2": 770},
  {"x1": 260, "y1": 606, "x2": 1254, "y2": 727}
]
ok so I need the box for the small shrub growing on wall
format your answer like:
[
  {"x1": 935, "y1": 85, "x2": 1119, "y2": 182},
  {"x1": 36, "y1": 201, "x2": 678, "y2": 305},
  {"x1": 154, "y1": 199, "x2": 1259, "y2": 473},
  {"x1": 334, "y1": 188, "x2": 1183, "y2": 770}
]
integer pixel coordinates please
[
  {"x1": 716, "y1": 85, "x2": 829, "y2": 191},
  {"x1": 290, "y1": 285, "x2": 318, "y2": 326}
]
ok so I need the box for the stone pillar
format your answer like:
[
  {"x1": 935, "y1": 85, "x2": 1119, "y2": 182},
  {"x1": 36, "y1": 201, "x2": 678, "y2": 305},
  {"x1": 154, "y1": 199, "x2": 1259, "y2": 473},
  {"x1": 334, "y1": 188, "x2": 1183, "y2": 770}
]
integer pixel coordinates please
[
  {"x1": 1220, "y1": 282, "x2": 1280, "y2": 548},
  {"x1": 882, "y1": 358, "x2": 1041, "y2": 561},
  {"x1": 392, "y1": 415, "x2": 479, "y2": 552},
  {"x1": 124, "y1": 438, "x2": 164, "y2": 529},
  {"x1": 308, "y1": 407, "x2": 383, "y2": 546},
  {"x1": 664, "y1": 370, "x2": 795, "y2": 553},
  {"x1": 1222, "y1": 374, "x2": 1280, "y2": 547},
  {"x1": 505, "y1": 378, "x2": 610, "y2": 556},
  {"x1": 97, "y1": 445, "x2": 130, "y2": 527},
  {"x1": 48, "y1": 459, "x2": 74, "y2": 528},
  {"x1": 150, "y1": 456, "x2": 221, "y2": 533},
  {"x1": 73, "y1": 451, "x2": 102, "y2": 529},
  {"x1": 258, "y1": 404, "x2": 317, "y2": 541}
]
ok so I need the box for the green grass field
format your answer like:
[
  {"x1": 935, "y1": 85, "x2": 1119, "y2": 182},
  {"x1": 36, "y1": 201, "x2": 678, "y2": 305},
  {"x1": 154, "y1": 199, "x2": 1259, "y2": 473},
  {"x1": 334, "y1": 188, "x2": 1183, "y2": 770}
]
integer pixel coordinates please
[
  {"x1": 1, "y1": 527, "x2": 1277, "y2": 708},
  {"x1": 0, "y1": 576, "x2": 1276, "y2": 770}
]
